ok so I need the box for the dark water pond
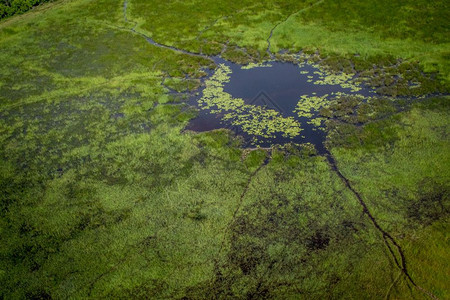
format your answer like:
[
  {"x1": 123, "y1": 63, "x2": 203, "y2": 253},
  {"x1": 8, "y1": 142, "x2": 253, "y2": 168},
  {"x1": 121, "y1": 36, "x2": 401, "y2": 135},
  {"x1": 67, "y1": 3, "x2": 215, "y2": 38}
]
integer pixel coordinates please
[{"x1": 187, "y1": 57, "x2": 374, "y2": 153}]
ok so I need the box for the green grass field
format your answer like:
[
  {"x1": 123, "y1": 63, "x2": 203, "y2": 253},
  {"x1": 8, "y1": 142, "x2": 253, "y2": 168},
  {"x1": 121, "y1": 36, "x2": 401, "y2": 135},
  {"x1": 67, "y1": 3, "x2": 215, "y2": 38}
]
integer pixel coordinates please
[{"x1": 0, "y1": 0, "x2": 448, "y2": 298}]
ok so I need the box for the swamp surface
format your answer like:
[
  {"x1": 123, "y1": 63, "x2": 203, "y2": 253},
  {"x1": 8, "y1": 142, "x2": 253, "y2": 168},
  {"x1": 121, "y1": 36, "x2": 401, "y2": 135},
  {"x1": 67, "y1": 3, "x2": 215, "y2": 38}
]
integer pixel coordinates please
[
  {"x1": 0, "y1": 0, "x2": 449, "y2": 299},
  {"x1": 187, "y1": 57, "x2": 375, "y2": 152}
]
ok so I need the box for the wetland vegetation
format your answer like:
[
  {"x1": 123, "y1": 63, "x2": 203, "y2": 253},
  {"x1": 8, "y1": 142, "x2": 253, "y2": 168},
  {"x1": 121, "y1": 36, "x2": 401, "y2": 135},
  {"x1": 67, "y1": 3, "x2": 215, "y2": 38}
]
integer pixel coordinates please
[{"x1": 0, "y1": 0, "x2": 449, "y2": 299}]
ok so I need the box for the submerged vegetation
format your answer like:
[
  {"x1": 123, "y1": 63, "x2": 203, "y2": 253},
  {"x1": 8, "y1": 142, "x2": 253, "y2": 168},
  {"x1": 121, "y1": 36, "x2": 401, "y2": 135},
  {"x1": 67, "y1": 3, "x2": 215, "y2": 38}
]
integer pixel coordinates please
[{"x1": 0, "y1": 0, "x2": 449, "y2": 298}]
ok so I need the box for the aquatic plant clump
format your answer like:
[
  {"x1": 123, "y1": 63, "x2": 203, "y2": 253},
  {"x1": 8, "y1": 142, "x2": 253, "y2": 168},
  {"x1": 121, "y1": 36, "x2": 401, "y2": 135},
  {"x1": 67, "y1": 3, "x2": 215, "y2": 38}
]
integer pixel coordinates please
[
  {"x1": 314, "y1": 72, "x2": 362, "y2": 92},
  {"x1": 196, "y1": 58, "x2": 377, "y2": 144},
  {"x1": 241, "y1": 62, "x2": 273, "y2": 70},
  {"x1": 300, "y1": 60, "x2": 364, "y2": 92},
  {"x1": 294, "y1": 94, "x2": 329, "y2": 126},
  {"x1": 198, "y1": 63, "x2": 301, "y2": 140}
]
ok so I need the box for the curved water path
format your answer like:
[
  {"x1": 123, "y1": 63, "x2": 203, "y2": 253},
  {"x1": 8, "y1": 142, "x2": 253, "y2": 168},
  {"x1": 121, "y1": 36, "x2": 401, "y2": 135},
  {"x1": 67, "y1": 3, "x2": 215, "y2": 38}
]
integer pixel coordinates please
[
  {"x1": 123, "y1": 1, "x2": 213, "y2": 61},
  {"x1": 122, "y1": 1, "x2": 374, "y2": 154},
  {"x1": 120, "y1": 2, "x2": 439, "y2": 298},
  {"x1": 122, "y1": 0, "x2": 440, "y2": 155}
]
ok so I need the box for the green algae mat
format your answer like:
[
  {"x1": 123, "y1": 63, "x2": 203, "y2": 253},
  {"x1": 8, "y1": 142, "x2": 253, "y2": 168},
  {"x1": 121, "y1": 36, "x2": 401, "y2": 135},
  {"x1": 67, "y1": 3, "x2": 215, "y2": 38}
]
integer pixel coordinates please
[{"x1": 0, "y1": 0, "x2": 449, "y2": 298}]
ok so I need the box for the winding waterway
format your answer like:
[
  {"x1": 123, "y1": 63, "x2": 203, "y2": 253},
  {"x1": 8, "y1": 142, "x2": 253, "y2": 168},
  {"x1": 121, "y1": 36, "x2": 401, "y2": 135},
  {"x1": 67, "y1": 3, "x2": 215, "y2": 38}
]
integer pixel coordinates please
[
  {"x1": 121, "y1": 2, "x2": 436, "y2": 296},
  {"x1": 122, "y1": 1, "x2": 376, "y2": 153}
]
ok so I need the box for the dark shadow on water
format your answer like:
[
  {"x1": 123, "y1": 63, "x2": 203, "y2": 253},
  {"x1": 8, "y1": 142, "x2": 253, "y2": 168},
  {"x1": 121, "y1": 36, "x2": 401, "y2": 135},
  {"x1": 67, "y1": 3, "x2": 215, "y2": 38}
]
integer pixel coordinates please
[{"x1": 186, "y1": 57, "x2": 374, "y2": 154}]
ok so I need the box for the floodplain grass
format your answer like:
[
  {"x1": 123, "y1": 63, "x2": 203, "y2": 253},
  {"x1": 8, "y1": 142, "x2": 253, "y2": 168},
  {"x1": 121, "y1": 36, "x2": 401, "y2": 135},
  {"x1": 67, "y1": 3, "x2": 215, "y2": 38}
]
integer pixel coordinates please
[
  {"x1": 270, "y1": 0, "x2": 450, "y2": 83},
  {"x1": 330, "y1": 97, "x2": 450, "y2": 297},
  {"x1": 128, "y1": 0, "x2": 450, "y2": 85},
  {"x1": 0, "y1": 0, "x2": 449, "y2": 298}
]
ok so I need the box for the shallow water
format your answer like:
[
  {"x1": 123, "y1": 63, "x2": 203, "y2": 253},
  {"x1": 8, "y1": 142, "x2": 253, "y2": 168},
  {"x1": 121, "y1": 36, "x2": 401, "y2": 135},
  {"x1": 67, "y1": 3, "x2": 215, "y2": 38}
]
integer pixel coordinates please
[
  {"x1": 187, "y1": 57, "x2": 374, "y2": 153},
  {"x1": 122, "y1": 1, "x2": 371, "y2": 153}
]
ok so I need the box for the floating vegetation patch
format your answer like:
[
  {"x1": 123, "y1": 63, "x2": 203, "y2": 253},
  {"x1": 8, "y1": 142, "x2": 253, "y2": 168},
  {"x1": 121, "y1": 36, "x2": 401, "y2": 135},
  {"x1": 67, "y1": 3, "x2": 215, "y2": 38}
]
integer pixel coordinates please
[
  {"x1": 294, "y1": 94, "x2": 329, "y2": 126},
  {"x1": 300, "y1": 60, "x2": 364, "y2": 92},
  {"x1": 198, "y1": 64, "x2": 301, "y2": 140},
  {"x1": 314, "y1": 72, "x2": 362, "y2": 92},
  {"x1": 241, "y1": 62, "x2": 273, "y2": 70},
  {"x1": 189, "y1": 56, "x2": 377, "y2": 150}
]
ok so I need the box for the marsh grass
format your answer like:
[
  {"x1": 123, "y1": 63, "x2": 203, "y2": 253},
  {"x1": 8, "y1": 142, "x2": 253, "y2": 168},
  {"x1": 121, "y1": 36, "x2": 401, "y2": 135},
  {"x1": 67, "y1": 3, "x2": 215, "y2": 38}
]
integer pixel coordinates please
[
  {"x1": 271, "y1": 1, "x2": 450, "y2": 83},
  {"x1": 328, "y1": 97, "x2": 450, "y2": 296},
  {"x1": 0, "y1": 0, "x2": 449, "y2": 298}
]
